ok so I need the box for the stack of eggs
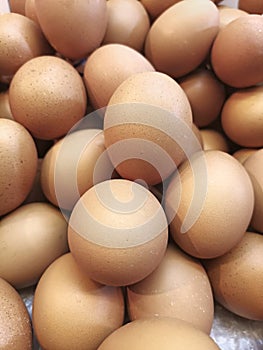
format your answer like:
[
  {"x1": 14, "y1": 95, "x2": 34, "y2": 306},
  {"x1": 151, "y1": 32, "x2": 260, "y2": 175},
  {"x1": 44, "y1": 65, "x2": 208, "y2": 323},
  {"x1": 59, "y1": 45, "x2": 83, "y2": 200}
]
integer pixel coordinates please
[{"x1": 0, "y1": 0, "x2": 262, "y2": 349}]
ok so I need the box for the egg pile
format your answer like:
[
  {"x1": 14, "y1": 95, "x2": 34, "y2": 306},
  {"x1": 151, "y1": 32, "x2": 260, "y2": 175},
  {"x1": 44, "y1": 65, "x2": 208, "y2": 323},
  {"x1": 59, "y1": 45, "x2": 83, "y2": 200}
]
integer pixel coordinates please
[{"x1": 0, "y1": 0, "x2": 262, "y2": 349}]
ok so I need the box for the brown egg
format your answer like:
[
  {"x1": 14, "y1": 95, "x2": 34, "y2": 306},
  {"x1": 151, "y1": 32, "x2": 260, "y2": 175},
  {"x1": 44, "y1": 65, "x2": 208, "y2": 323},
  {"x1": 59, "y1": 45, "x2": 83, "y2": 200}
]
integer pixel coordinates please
[
  {"x1": 103, "y1": 0, "x2": 150, "y2": 52},
  {"x1": 0, "y1": 119, "x2": 38, "y2": 216},
  {"x1": 144, "y1": 0, "x2": 219, "y2": 78},
  {"x1": 243, "y1": 149, "x2": 263, "y2": 233},
  {"x1": 34, "y1": 0, "x2": 107, "y2": 60},
  {"x1": 24, "y1": 158, "x2": 46, "y2": 203},
  {"x1": 0, "y1": 202, "x2": 68, "y2": 288},
  {"x1": 0, "y1": 277, "x2": 32, "y2": 350},
  {"x1": 218, "y1": 5, "x2": 248, "y2": 30},
  {"x1": 68, "y1": 179, "x2": 168, "y2": 286},
  {"x1": 83, "y1": 44, "x2": 155, "y2": 110},
  {"x1": 98, "y1": 317, "x2": 220, "y2": 350},
  {"x1": 200, "y1": 129, "x2": 229, "y2": 152},
  {"x1": 33, "y1": 253, "x2": 125, "y2": 350},
  {"x1": 238, "y1": 0, "x2": 263, "y2": 14},
  {"x1": 179, "y1": 69, "x2": 226, "y2": 127},
  {"x1": 0, "y1": 12, "x2": 53, "y2": 83},
  {"x1": 8, "y1": 0, "x2": 26, "y2": 14},
  {"x1": 165, "y1": 150, "x2": 254, "y2": 259},
  {"x1": 232, "y1": 148, "x2": 257, "y2": 164},
  {"x1": 25, "y1": 0, "x2": 39, "y2": 24},
  {"x1": 127, "y1": 243, "x2": 214, "y2": 334},
  {"x1": 9, "y1": 55, "x2": 87, "y2": 140},
  {"x1": 41, "y1": 129, "x2": 115, "y2": 211},
  {"x1": 211, "y1": 15, "x2": 263, "y2": 88},
  {"x1": 204, "y1": 232, "x2": 263, "y2": 320},
  {"x1": 221, "y1": 85, "x2": 263, "y2": 148},
  {"x1": 104, "y1": 71, "x2": 195, "y2": 185},
  {"x1": 0, "y1": 90, "x2": 13, "y2": 120},
  {"x1": 140, "y1": 0, "x2": 181, "y2": 20}
]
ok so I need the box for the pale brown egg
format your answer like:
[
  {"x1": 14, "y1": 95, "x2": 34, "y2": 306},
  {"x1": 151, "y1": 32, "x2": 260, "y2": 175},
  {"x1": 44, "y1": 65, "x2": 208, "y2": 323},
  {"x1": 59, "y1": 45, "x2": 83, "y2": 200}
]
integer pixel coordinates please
[
  {"x1": 8, "y1": 0, "x2": 26, "y2": 15},
  {"x1": 165, "y1": 150, "x2": 254, "y2": 259},
  {"x1": 68, "y1": 179, "x2": 168, "y2": 286},
  {"x1": 0, "y1": 119, "x2": 38, "y2": 216},
  {"x1": 83, "y1": 44, "x2": 155, "y2": 110},
  {"x1": 221, "y1": 85, "x2": 263, "y2": 148},
  {"x1": 104, "y1": 71, "x2": 195, "y2": 185},
  {"x1": 179, "y1": 69, "x2": 226, "y2": 127},
  {"x1": 238, "y1": 0, "x2": 263, "y2": 14},
  {"x1": 218, "y1": 5, "x2": 248, "y2": 30},
  {"x1": 243, "y1": 149, "x2": 263, "y2": 233},
  {"x1": 41, "y1": 129, "x2": 115, "y2": 211},
  {"x1": 33, "y1": 253, "x2": 125, "y2": 350},
  {"x1": 204, "y1": 232, "x2": 263, "y2": 320},
  {"x1": 200, "y1": 129, "x2": 229, "y2": 152},
  {"x1": 103, "y1": 0, "x2": 150, "y2": 52},
  {"x1": 98, "y1": 317, "x2": 220, "y2": 350},
  {"x1": 0, "y1": 277, "x2": 32, "y2": 350},
  {"x1": 0, "y1": 12, "x2": 53, "y2": 83},
  {"x1": 0, "y1": 202, "x2": 68, "y2": 288},
  {"x1": 0, "y1": 91, "x2": 13, "y2": 120},
  {"x1": 232, "y1": 148, "x2": 257, "y2": 164},
  {"x1": 25, "y1": 0, "x2": 39, "y2": 25},
  {"x1": 140, "y1": 0, "x2": 182, "y2": 20},
  {"x1": 34, "y1": 0, "x2": 107, "y2": 60},
  {"x1": 9, "y1": 55, "x2": 87, "y2": 140},
  {"x1": 211, "y1": 15, "x2": 263, "y2": 87},
  {"x1": 144, "y1": 0, "x2": 219, "y2": 78},
  {"x1": 127, "y1": 243, "x2": 214, "y2": 334}
]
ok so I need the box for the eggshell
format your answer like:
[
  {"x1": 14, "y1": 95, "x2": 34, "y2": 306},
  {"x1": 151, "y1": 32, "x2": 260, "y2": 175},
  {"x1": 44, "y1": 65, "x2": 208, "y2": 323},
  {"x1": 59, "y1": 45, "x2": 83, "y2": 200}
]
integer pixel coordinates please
[
  {"x1": 83, "y1": 44, "x2": 155, "y2": 110},
  {"x1": 34, "y1": 0, "x2": 107, "y2": 60},
  {"x1": 68, "y1": 179, "x2": 168, "y2": 286},
  {"x1": 33, "y1": 253, "x2": 125, "y2": 350},
  {"x1": 221, "y1": 85, "x2": 263, "y2": 148},
  {"x1": 0, "y1": 119, "x2": 38, "y2": 216},
  {"x1": 144, "y1": 0, "x2": 219, "y2": 78},
  {"x1": 200, "y1": 129, "x2": 229, "y2": 152},
  {"x1": 98, "y1": 317, "x2": 220, "y2": 350},
  {"x1": 104, "y1": 71, "x2": 195, "y2": 185},
  {"x1": 238, "y1": 0, "x2": 263, "y2": 14},
  {"x1": 0, "y1": 277, "x2": 32, "y2": 350},
  {"x1": 41, "y1": 129, "x2": 115, "y2": 211},
  {"x1": 0, "y1": 12, "x2": 53, "y2": 83},
  {"x1": 25, "y1": 0, "x2": 39, "y2": 25},
  {"x1": 0, "y1": 202, "x2": 68, "y2": 288},
  {"x1": 140, "y1": 0, "x2": 181, "y2": 19},
  {"x1": 211, "y1": 14, "x2": 263, "y2": 87},
  {"x1": 232, "y1": 148, "x2": 257, "y2": 164},
  {"x1": 218, "y1": 5, "x2": 248, "y2": 30},
  {"x1": 24, "y1": 158, "x2": 46, "y2": 203},
  {"x1": 9, "y1": 55, "x2": 87, "y2": 140},
  {"x1": 204, "y1": 232, "x2": 263, "y2": 320},
  {"x1": 126, "y1": 243, "x2": 214, "y2": 334},
  {"x1": 165, "y1": 150, "x2": 254, "y2": 258},
  {"x1": 8, "y1": 0, "x2": 26, "y2": 15},
  {"x1": 103, "y1": 0, "x2": 150, "y2": 52},
  {"x1": 179, "y1": 69, "x2": 226, "y2": 127},
  {"x1": 243, "y1": 149, "x2": 263, "y2": 233},
  {"x1": 0, "y1": 91, "x2": 13, "y2": 120}
]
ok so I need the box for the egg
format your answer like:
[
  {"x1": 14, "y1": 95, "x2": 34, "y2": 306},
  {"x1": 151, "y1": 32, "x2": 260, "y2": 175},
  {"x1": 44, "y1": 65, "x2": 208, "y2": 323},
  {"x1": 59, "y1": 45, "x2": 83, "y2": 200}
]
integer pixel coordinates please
[
  {"x1": 34, "y1": 0, "x2": 107, "y2": 60},
  {"x1": 221, "y1": 85, "x2": 263, "y2": 148},
  {"x1": 0, "y1": 119, "x2": 38, "y2": 216},
  {"x1": 8, "y1": 0, "x2": 26, "y2": 15},
  {"x1": 98, "y1": 317, "x2": 220, "y2": 350},
  {"x1": 165, "y1": 150, "x2": 254, "y2": 258},
  {"x1": 104, "y1": 71, "x2": 195, "y2": 185},
  {"x1": 9, "y1": 55, "x2": 87, "y2": 140},
  {"x1": 243, "y1": 149, "x2": 263, "y2": 233},
  {"x1": 103, "y1": 0, "x2": 150, "y2": 52},
  {"x1": 24, "y1": 158, "x2": 46, "y2": 203},
  {"x1": 126, "y1": 242, "x2": 214, "y2": 334},
  {"x1": 204, "y1": 232, "x2": 263, "y2": 320},
  {"x1": 179, "y1": 68, "x2": 226, "y2": 128},
  {"x1": 68, "y1": 178, "x2": 168, "y2": 286},
  {"x1": 0, "y1": 277, "x2": 32, "y2": 350},
  {"x1": 144, "y1": 0, "x2": 219, "y2": 78},
  {"x1": 218, "y1": 5, "x2": 248, "y2": 30},
  {"x1": 0, "y1": 202, "x2": 68, "y2": 288},
  {"x1": 0, "y1": 12, "x2": 53, "y2": 83},
  {"x1": 211, "y1": 14, "x2": 263, "y2": 88},
  {"x1": 140, "y1": 0, "x2": 181, "y2": 20},
  {"x1": 0, "y1": 90, "x2": 13, "y2": 120},
  {"x1": 232, "y1": 148, "x2": 257, "y2": 164},
  {"x1": 41, "y1": 129, "x2": 115, "y2": 211},
  {"x1": 83, "y1": 43, "x2": 155, "y2": 110},
  {"x1": 33, "y1": 253, "x2": 125, "y2": 350},
  {"x1": 200, "y1": 129, "x2": 229, "y2": 152},
  {"x1": 238, "y1": 0, "x2": 263, "y2": 14},
  {"x1": 25, "y1": 0, "x2": 39, "y2": 25}
]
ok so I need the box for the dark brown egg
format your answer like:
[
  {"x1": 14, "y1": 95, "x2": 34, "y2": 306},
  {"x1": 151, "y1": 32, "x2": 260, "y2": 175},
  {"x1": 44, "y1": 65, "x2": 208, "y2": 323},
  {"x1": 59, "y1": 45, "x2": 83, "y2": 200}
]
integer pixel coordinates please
[{"x1": 238, "y1": 0, "x2": 263, "y2": 14}]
